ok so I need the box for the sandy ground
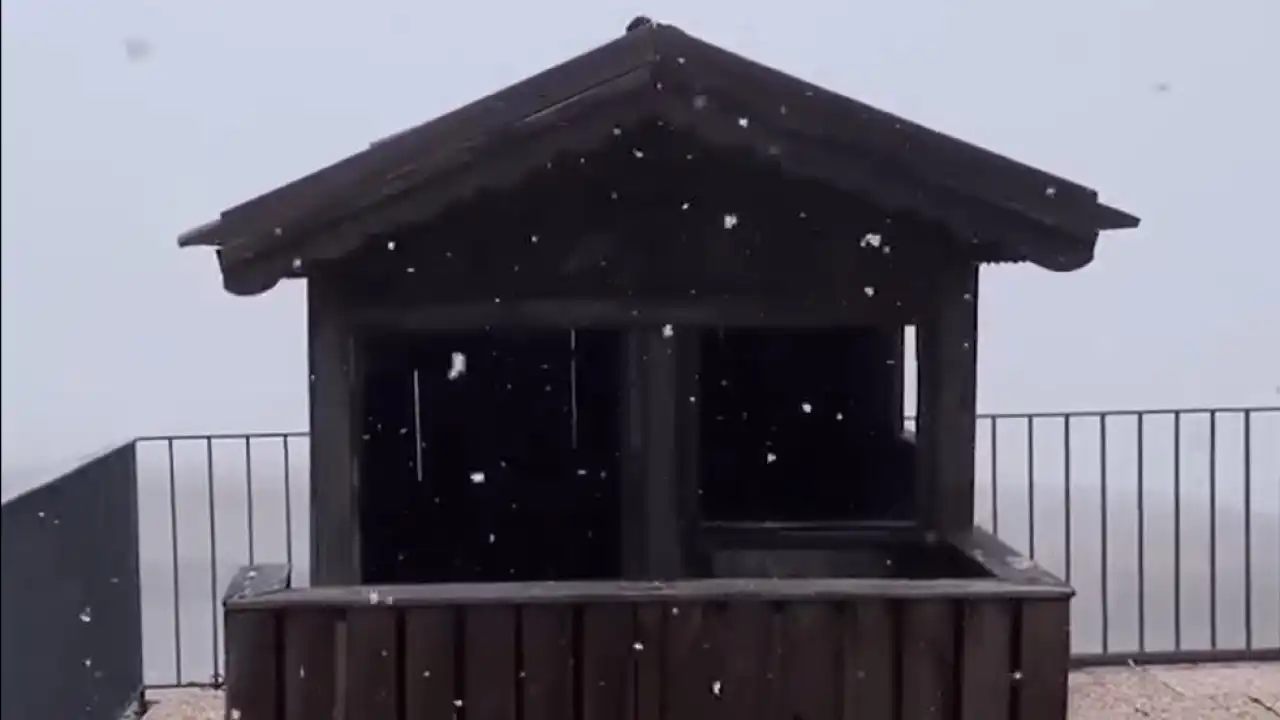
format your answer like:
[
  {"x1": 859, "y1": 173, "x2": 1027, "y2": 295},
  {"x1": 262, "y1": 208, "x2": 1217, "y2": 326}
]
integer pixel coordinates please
[{"x1": 143, "y1": 662, "x2": 1279, "y2": 719}]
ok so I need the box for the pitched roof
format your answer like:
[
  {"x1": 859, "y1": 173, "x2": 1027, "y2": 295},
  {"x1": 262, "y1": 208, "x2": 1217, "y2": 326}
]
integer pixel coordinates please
[{"x1": 179, "y1": 19, "x2": 1138, "y2": 295}]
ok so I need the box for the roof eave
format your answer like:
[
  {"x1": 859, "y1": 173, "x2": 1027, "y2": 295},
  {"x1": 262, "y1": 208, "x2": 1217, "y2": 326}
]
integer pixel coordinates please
[
  {"x1": 1094, "y1": 202, "x2": 1141, "y2": 231},
  {"x1": 177, "y1": 218, "x2": 224, "y2": 248}
]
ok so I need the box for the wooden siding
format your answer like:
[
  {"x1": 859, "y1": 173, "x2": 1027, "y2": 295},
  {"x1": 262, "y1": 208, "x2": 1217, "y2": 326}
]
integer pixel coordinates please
[{"x1": 224, "y1": 571, "x2": 1070, "y2": 720}]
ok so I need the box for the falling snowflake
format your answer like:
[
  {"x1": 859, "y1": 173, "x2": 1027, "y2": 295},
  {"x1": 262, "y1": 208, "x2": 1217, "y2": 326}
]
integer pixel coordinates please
[{"x1": 448, "y1": 352, "x2": 467, "y2": 380}]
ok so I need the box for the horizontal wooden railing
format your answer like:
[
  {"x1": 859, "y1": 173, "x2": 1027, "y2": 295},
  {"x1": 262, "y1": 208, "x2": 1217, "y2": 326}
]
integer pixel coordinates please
[{"x1": 224, "y1": 564, "x2": 1072, "y2": 720}]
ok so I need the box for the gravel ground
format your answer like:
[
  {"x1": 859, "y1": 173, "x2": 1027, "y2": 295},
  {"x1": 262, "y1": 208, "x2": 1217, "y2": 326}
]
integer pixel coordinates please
[{"x1": 143, "y1": 663, "x2": 1279, "y2": 719}]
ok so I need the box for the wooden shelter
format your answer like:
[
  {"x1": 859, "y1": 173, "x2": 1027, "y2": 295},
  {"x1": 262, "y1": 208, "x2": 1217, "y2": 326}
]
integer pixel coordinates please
[{"x1": 187, "y1": 18, "x2": 1138, "y2": 720}]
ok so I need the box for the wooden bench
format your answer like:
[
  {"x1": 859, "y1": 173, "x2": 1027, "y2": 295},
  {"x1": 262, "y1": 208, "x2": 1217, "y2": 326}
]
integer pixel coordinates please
[{"x1": 223, "y1": 534, "x2": 1071, "y2": 720}]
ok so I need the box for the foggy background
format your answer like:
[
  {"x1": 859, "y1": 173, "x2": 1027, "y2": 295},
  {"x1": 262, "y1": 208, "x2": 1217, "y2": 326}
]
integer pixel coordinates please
[{"x1": 2, "y1": 0, "x2": 1278, "y2": 687}]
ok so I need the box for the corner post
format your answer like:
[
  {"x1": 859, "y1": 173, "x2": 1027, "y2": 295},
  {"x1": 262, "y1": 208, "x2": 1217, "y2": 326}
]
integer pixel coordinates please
[
  {"x1": 307, "y1": 275, "x2": 363, "y2": 585},
  {"x1": 914, "y1": 261, "x2": 979, "y2": 534}
]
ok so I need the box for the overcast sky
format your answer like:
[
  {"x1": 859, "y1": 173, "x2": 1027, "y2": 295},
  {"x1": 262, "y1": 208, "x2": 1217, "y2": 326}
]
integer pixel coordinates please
[{"x1": 2, "y1": 0, "x2": 1277, "y2": 481}]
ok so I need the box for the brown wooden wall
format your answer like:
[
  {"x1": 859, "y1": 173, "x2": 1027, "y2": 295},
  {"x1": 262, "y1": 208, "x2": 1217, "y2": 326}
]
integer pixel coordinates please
[{"x1": 225, "y1": 592, "x2": 1069, "y2": 720}]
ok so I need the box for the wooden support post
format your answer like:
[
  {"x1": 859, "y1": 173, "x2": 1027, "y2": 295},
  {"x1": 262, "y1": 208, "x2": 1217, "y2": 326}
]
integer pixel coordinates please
[
  {"x1": 915, "y1": 261, "x2": 979, "y2": 534},
  {"x1": 620, "y1": 326, "x2": 695, "y2": 579},
  {"x1": 307, "y1": 275, "x2": 363, "y2": 585}
]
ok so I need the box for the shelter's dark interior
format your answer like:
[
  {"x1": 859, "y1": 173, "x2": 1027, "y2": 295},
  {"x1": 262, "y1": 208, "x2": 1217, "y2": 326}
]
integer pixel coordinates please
[
  {"x1": 698, "y1": 328, "x2": 912, "y2": 522},
  {"x1": 359, "y1": 326, "x2": 926, "y2": 584},
  {"x1": 359, "y1": 330, "x2": 624, "y2": 584},
  {"x1": 347, "y1": 119, "x2": 972, "y2": 584}
]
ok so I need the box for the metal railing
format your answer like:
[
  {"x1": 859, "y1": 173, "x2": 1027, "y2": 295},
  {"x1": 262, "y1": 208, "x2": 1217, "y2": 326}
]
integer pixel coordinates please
[
  {"x1": 54, "y1": 405, "x2": 1280, "y2": 690},
  {"x1": 1, "y1": 442, "x2": 145, "y2": 719},
  {"x1": 970, "y1": 407, "x2": 1279, "y2": 668}
]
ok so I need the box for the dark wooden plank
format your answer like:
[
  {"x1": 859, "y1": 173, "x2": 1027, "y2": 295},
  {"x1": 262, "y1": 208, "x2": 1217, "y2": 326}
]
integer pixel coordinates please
[
  {"x1": 718, "y1": 602, "x2": 776, "y2": 720},
  {"x1": 914, "y1": 261, "x2": 978, "y2": 535},
  {"x1": 236, "y1": 576, "x2": 1072, "y2": 609},
  {"x1": 949, "y1": 529, "x2": 1067, "y2": 589},
  {"x1": 633, "y1": 604, "x2": 665, "y2": 720},
  {"x1": 308, "y1": 276, "x2": 362, "y2": 586},
  {"x1": 464, "y1": 605, "x2": 518, "y2": 720},
  {"x1": 224, "y1": 610, "x2": 280, "y2": 720},
  {"x1": 282, "y1": 609, "x2": 338, "y2": 720},
  {"x1": 222, "y1": 564, "x2": 292, "y2": 604},
  {"x1": 781, "y1": 602, "x2": 841, "y2": 720},
  {"x1": 842, "y1": 599, "x2": 895, "y2": 720},
  {"x1": 520, "y1": 605, "x2": 574, "y2": 720},
  {"x1": 900, "y1": 599, "x2": 958, "y2": 720},
  {"x1": 348, "y1": 296, "x2": 908, "y2": 333},
  {"x1": 581, "y1": 604, "x2": 637, "y2": 720},
  {"x1": 403, "y1": 607, "x2": 458, "y2": 718},
  {"x1": 1016, "y1": 600, "x2": 1070, "y2": 720},
  {"x1": 663, "y1": 603, "x2": 719, "y2": 720},
  {"x1": 344, "y1": 607, "x2": 399, "y2": 719},
  {"x1": 621, "y1": 327, "x2": 688, "y2": 580},
  {"x1": 959, "y1": 600, "x2": 1013, "y2": 720}
]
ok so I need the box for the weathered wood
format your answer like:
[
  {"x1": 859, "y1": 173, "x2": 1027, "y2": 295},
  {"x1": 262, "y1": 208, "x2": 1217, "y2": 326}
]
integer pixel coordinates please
[
  {"x1": 781, "y1": 602, "x2": 841, "y2": 720},
  {"x1": 227, "y1": 576, "x2": 1071, "y2": 610},
  {"x1": 581, "y1": 604, "x2": 637, "y2": 720},
  {"x1": 717, "y1": 602, "x2": 775, "y2": 720},
  {"x1": 403, "y1": 607, "x2": 457, "y2": 718},
  {"x1": 959, "y1": 600, "x2": 1013, "y2": 720},
  {"x1": 915, "y1": 261, "x2": 979, "y2": 535},
  {"x1": 347, "y1": 295, "x2": 912, "y2": 331},
  {"x1": 344, "y1": 608, "x2": 398, "y2": 718},
  {"x1": 950, "y1": 528, "x2": 1069, "y2": 588},
  {"x1": 664, "y1": 603, "x2": 719, "y2": 719},
  {"x1": 222, "y1": 564, "x2": 291, "y2": 604},
  {"x1": 308, "y1": 275, "x2": 362, "y2": 586},
  {"x1": 224, "y1": 610, "x2": 279, "y2": 720},
  {"x1": 1016, "y1": 600, "x2": 1070, "y2": 720},
  {"x1": 520, "y1": 605, "x2": 574, "y2": 720},
  {"x1": 282, "y1": 609, "x2": 337, "y2": 720},
  {"x1": 621, "y1": 327, "x2": 688, "y2": 580},
  {"x1": 633, "y1": 603, "x2": 666, "y2": 720},
  {"x1": 901, "y1": 599, "x2": 957, "y2": 720},
  {"x1": 464, "y1": 605, "x2": 518, "y2": 720},
  {"x1": 219, "y1": 584, "x2": 1070, "y2": 720},
  {"x1": 842, "y1": 599, "x2": 896, "y2": 720}
]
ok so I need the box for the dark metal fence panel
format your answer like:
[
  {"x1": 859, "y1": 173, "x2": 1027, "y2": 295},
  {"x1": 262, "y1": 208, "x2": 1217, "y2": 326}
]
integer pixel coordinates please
[
  {"x1": 970, "y1": 407, "x2": 1280, "y2": 667},
  {"x1": 134, "y1": 406, "x2": 1279, "y2": 688},
  {"x1": 132, "y1": 433, "x2": 309, "y2": 688},
  {"x1": 1, "y1": 442, "x2": 144, "y2": 720}
]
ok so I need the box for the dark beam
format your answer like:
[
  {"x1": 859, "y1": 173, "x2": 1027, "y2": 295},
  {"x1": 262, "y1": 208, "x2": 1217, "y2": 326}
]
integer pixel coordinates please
[
  {"x1": 307, "y1": 275, "x2": 363, "y2": 585},
  {"x1": 914, "y1": 262, "x2": 979, "y2": 534},
  {"x1": 620, "y1": 327, "x2": 695, "y2": 579},
  {"x1": 345, "y1": 296, "x2": 910, "y2": 332}
]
